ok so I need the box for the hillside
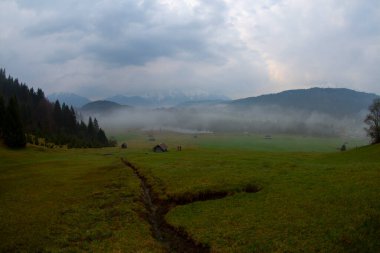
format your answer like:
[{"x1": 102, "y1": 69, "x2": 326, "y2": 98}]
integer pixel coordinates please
[
  {"x1": 81, "y1": 100, "x2": 130, "y2": 113},
  {"x1": 106, "y1": 95, "x2": 151, "y2": 107},
  {"x1": 230, "y1": 87, "x2": 379, "y2": 117}
]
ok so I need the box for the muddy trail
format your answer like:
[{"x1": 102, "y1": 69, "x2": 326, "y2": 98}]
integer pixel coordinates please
[{"x1": 121, "y1": 158, "x2": 261, "y2": 253}]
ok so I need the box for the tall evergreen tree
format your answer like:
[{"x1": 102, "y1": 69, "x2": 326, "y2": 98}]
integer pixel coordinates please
[
  {"x1": 88, "y1": 117, "x2": 95, "y2": 137},
  {"x1": 97, "y1": 128, "x2": 108, "y2": 146},
  {"x1": 53, "y1": 100, "x2": 62, "y2": 128},
  {"x1": 93, "y1": 118, "x2": 100, "y2": 133},
  {"x1": 3, "y1": 97, "x2": 26, "y2": 148},
  {"x1": 0, "y1": 95, "x2": 5, "y2": 137}
]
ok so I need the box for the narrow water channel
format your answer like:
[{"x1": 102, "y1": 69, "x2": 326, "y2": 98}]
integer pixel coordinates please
[{"x1": 121, "y1": 158, "x2": 210, "y2": 252}]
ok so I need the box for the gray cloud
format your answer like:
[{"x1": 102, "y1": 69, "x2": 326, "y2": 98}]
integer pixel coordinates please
[
  {"x1": 85, "y1": 22, "x2": 215, "y2": 66},
  {"x1": 0, "y1": 0, "x2": 379, "y2": 99},
  {"x1": 86, "y1": 1, "x2": 226, "y2": 66},
  {"x1": 20, "y1": 0, "x2": 226, "y2": 66}
]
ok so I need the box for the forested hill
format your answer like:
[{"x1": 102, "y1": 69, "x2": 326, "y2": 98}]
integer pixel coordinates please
[
  {"x1": 81, "y1": 100, "x2": 128, "y2": 113},
  {"x1": 231, "y1": 87, "x2": 378, "y2": 117},
  {"x1": 0, "y1": 69, "x2": 112, "y2": 148}
]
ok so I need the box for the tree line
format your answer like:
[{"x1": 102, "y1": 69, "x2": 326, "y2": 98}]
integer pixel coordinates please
[{"x1": 0, "y1": 68, "x2": 114, "y2": 148}]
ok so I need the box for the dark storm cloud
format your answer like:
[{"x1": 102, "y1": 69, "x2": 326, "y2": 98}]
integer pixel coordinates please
[
  {"x1": 17, "y1": 0, "x2": 226, "y2": 67},
  {"x1": 85, "y1": 22, "x2": 215, "y2": 66},
  {"x1": 85, "y1": 1, "x2": 226, "y2": 66}
]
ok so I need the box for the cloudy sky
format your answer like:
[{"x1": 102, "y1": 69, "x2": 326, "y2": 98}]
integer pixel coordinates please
[{"x1": 1, "y1": 0, "x2": 379, "y2": 99}]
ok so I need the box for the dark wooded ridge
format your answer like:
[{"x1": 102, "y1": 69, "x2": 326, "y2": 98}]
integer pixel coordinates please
[{"x1": 0, "y1": 69, "x2": 112, "y2": 148}]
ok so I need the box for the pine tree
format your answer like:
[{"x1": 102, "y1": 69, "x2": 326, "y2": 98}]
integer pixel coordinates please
[
  {"x1": 87, "y1": 117, "x2": 95, "y2": 138},
  {"x1": 97, "y1": 128, "x2": 108, "y2": 146},
  {"x1": 0, "y1": 95, "x2": 5, "y2": 137},
  {"x1": 3, "y1": 97, "x2": 26, "y2": 148},
  {"x1": 93, "y1": 118, "x2": 100, "y2": 133},
  {"x1": 53, "y1": 100, "x2": 62, "y2": 130},
  {"x1": 68, "y1": 106, "x2": 77, "y2": 133}
]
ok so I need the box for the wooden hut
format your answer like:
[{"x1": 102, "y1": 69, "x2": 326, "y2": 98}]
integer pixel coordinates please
[{"x1": 153, "y1": 143, "x2": 168, "y2": 152}]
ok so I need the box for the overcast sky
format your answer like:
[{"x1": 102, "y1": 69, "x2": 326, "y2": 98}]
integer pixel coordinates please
[{"x1": 1, "y1": 0, "x2": 379, "y2": 99}]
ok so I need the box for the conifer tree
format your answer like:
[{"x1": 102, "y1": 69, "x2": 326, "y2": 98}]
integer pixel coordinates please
[
  {"x1": 93, "y1": 118, "x2": 100, "y2": 133},
  {"x1": 97, "y1": 128, "x2": 108, "y2": 146},
  {"x1": 0, "y1": 95, "x2": 5, "y2": 137},
  {"x1": 88, "y1": 117, "x2": 95, "y2": 137},
  {"x1": 53, "y1": 100, "x2": 62, "y2": 129},
  {"x1": 3, "y1": 97, "x2": 26, "y2": 148}
]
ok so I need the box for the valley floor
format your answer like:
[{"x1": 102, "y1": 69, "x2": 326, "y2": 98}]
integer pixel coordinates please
[{"x1": 0, "y1": 134, "x2": 379, "y2": 252}]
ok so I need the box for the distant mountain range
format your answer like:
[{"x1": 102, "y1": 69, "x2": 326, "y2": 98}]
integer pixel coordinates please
[
  {"x1": 106, "y1": 95, "x2": 152, "y2": 107},
  {"x1": 105, "y1": 93, "x2": 230, "y2": 107},
  {"x1": 48, "y1": 92, "x2": 229, "y2": 108},
  {"x1": 229, "y1": 87, "x2": 378, "y2": 117},
  {"x1": 176, "y1": 99, "x2": 228, "y2": 108},
  {"x1": 73, "y1": 87, "x2": 378, "y2": 137},
  {"x1": 47, "y1": 93, "x2": 90, "y2": 108},
  {"x1": 50, "y1": 88, "x2": 379, "y2": 118}
]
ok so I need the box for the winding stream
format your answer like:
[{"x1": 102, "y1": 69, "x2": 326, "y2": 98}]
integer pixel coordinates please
[{"x1": 121, "y1": 158, "x2": 260, "y2": 252}]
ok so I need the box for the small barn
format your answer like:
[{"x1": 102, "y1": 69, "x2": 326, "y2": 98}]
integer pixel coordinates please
[{"x1": 153, "y1": 143, "x2": 168, "y2": 152}]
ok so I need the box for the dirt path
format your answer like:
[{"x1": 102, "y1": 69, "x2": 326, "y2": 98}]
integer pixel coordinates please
[{"x1": 121, "y1": 158, "x2": 260, "y2": 252}]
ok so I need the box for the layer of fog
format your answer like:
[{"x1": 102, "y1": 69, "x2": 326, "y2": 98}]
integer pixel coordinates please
[{"x1": 83, "y1": 105, "x2": 368, "y2": 138}]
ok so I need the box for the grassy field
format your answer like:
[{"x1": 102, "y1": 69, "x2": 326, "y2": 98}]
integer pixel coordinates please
[
  {"x1": 0, "y1": 145, "x2": 164, "y2": 252},
  {"x1": 121, "y1": 133, "x2": 379, "y2": 252},
  {"x1": 1, "y1": 132, "x2": 379, "y2": 252},
  {"x1": 116, "y1": 130, "x2": 368, "y2": 152}
]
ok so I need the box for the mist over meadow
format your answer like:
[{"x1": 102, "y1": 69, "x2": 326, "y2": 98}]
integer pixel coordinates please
[{"x1": 84, "y1": 105, "x2": 367, "y2": 138}]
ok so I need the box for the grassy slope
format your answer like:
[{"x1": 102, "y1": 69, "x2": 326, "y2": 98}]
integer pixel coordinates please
[
  {"x1": 125, "y1": 144, "x2": 380, "y2": 252},
  {"x1": 0, "y1": 145, "x2": 164, "y2": 252}
]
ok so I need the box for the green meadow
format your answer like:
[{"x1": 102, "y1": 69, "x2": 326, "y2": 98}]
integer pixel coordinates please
[
  {"x1": 1, "y1": 132, "x2": 379, "y2": 252},
  {"x1": 118, "y1": 131, "x2": 368, "y2": 152},
  {"x1": 0, "y1": 146, "x2": 164, "y2": 252}
]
